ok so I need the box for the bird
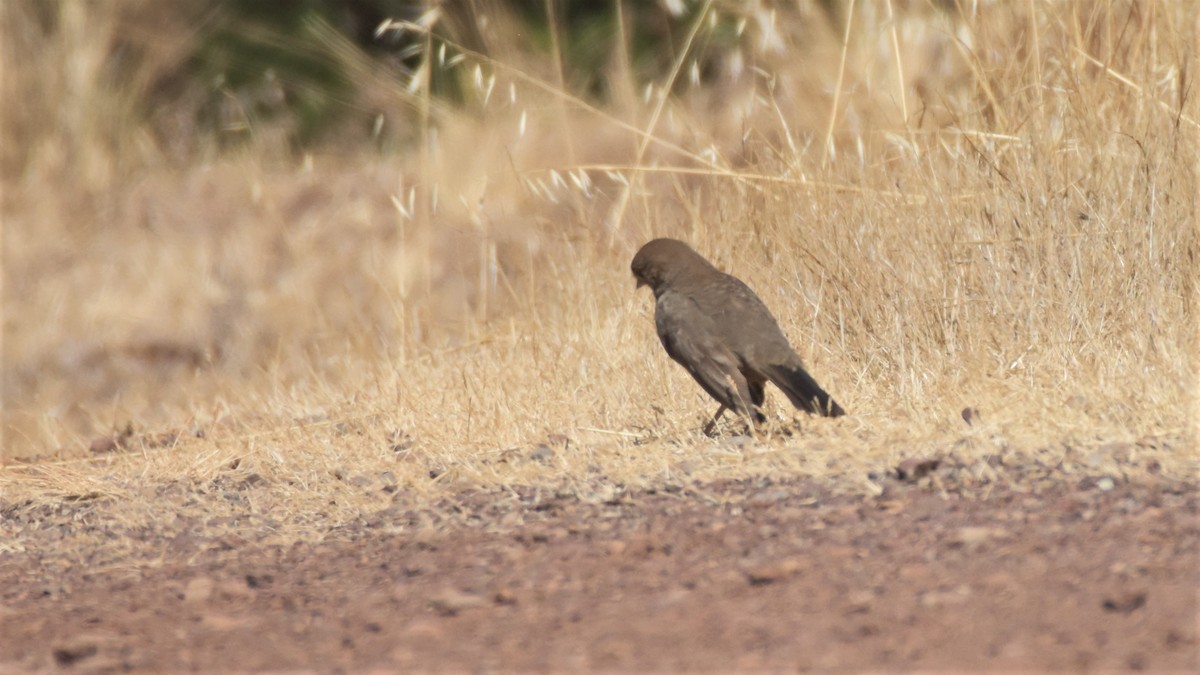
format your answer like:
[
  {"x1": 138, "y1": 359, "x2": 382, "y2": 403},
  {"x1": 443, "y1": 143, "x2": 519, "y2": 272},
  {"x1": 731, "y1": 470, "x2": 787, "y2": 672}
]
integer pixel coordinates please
[{"x1": 631, "y1": 238, "x2": 845, "y2": 433}]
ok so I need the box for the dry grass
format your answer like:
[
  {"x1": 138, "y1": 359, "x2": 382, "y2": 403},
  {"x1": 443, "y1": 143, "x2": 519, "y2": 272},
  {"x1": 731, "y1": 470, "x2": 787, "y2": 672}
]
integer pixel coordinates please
[{"x1": 2, "y1": 1, "x2": 1196, "y2": 537}]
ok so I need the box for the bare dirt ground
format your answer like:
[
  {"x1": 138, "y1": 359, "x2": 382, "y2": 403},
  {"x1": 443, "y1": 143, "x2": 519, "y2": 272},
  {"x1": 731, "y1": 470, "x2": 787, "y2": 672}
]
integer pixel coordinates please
[
  {"x1": 3, "y1": 3, "x2": 1195, "y2": 672},
  {"x1": 2, "y1": 455, "x2": 1197, "y2": 672}
]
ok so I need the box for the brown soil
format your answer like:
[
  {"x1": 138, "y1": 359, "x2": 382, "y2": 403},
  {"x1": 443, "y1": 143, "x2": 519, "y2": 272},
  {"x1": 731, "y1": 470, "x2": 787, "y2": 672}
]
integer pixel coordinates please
[{"x1": 2, "y1": 464, "x2": 1197, "y2": 672}]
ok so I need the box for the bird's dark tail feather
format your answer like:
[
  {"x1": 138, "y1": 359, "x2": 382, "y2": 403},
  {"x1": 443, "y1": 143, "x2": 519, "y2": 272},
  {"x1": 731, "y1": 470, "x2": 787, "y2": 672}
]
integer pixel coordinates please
[{"x1": 766, "y1": 364, "x2": 846, "y2": 417}]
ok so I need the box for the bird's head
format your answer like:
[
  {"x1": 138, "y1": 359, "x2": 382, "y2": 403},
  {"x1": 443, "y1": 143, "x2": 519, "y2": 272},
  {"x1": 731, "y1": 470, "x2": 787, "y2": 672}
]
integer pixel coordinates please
[{"x1": 631, "y1": 238, "x2": 708, "y2": 293}]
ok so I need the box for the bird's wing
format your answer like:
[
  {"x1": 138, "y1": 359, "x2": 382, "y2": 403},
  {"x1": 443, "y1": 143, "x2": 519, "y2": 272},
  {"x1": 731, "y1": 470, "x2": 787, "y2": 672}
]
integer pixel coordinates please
[
  {"x1": 654, "y1": 290, "x2": 757, "y2": 418},
  {"x1": 700, "y1": 276, "x2": 845, "y2": 416},
  {"x1": 687, "y1": 273, "x2": 795, "y2": 363}
]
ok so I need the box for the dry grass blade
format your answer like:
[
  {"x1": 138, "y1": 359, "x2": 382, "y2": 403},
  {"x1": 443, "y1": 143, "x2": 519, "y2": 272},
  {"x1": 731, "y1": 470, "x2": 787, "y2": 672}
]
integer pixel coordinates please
[
  {"x1": 604, "y1": 0, "x2": 716, "y2": 242},
  {"x1": 1, "y1": 1, "x2": 1195, "y2": 533}
]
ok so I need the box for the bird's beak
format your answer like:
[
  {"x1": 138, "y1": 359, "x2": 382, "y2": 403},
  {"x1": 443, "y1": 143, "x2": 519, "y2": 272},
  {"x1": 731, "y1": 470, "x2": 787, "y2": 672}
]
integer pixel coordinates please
[{"x1": 635, "y1": 277, "x2": 646, "y2": 290}]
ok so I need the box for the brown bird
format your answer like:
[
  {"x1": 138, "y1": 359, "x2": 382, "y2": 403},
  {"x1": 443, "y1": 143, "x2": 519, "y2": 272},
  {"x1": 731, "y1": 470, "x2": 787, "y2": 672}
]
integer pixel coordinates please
[{"x1": 631, "y1": 238, "x2": 845, "y2": 432}]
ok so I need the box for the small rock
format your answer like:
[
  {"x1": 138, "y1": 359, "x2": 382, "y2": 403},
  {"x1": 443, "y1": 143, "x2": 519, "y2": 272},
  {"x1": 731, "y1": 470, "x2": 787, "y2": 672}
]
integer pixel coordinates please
[
  {"x1": 672, "y1": 460, "x2": 696, "y2": 476},
  {"x1": 746, "y1": 489, "x2": 790, "y2": 506},
  {"x1": 742, "y1": 558, "x2": 803, "y2": 585},
  {"x1": 897, "y1": 457, "x2": 940, "y2": 481},
  {"x1": 144, "y1": 431, "x2": 180, "y2": 449},
  {"x1": 1099, "y1": 441, "x2": 1133, "y2": 460},
  {"x1": 88, "y1": 436, "x2": 119, "y2": 454},
  {"x1": 52, "y1": 638, "x2": 99, "y2": 666},
  {"x1": 847, "y1": 589, "x2": 875, "y2": 612},
  {"x1": 876, "y1": 499, "x2": 905, "y2": 514},
  {"x1": 216, "y1": 579, "x2": 257, "y2": 600},
  {"x1": 200, "y1": 613, "x2": 250, "y2": 630},
  {"x1": 1102, "y1": 590, "x2": 1147, "y2": 614},
  {"x1": 403, "y1": 620, "x2": 445, "y2": 641},
  {"x1": 951, "y1": 526, "x2": 1010, "y2": 546},
  {"x1": 492, "y1": 447, "x2": 522, "y2": 464},
  {"x1": 529, "y1": 445, "x2": 555, "y2": 463},
  {"x1": 88, "y1": 424, "x2": 134, "y2": 454},
  {"x1": 722, "y1": 435, "x2": 753, "y2": 451},
  {"x1": 430, "y1": 588, "x2": 486, "y2": 616},
  {"x1": 183, "y1": 577, "x2": 215, "y2": 604},
  {"x1": 389, "y1": 430, "x2": 414, "y2": 453},
  {"x1": 605, "y1": 540, "x2": 628, "y2": 556},
  {"x1": 961, "y1": 407, "x2": 981, "y2": 426},
  {"x1": 919, "y1": 585, "x2": 972, "y2": 607}
]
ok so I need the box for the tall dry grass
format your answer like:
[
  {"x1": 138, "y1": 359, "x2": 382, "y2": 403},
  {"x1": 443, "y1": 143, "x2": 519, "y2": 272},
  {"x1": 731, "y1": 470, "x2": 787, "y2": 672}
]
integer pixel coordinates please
[{"x1": 1, "y1": 1, "x2": 1196, "y2": 517}]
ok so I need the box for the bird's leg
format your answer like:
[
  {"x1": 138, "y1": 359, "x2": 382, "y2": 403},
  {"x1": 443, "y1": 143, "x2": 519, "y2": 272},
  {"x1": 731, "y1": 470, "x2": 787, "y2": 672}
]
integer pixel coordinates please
[{"x1": 703, "y1": 405, "x2": 727, "y2": 437}]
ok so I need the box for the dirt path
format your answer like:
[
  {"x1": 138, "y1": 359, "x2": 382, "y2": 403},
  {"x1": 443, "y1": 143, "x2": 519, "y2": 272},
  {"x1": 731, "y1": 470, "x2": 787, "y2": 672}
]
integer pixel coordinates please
[{"x1": 2, "y1": 469, "x2": 1197, "y2": 671}]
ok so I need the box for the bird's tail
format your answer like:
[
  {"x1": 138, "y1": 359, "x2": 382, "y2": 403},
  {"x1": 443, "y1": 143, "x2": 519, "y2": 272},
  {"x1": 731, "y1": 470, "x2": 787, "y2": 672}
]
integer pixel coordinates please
[{"x1": 765, "y1": 362, "x2": 846, "y2": 417}]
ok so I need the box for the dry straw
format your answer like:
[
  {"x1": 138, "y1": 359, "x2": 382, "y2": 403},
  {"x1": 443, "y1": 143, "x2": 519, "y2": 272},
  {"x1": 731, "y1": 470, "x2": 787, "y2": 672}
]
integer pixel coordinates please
[{"x1": 1, "y1": 2, "x2": 1195, "y2": 531}]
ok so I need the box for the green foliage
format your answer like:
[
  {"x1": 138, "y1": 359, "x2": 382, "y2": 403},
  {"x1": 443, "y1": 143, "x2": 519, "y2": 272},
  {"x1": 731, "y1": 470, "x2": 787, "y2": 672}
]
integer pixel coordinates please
[
  {"x1": 150, "y1": 1, "x2": 846, "y2": 150},
  {"x1": 193, "y1": 1, "x2": 364, "y2": 146}
]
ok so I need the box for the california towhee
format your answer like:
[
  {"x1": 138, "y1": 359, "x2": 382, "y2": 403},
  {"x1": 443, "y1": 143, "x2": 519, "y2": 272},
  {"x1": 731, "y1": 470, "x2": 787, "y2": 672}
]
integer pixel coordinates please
[{"x1": 631, "y1": 238, "x2": 846, "y2": 432}]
